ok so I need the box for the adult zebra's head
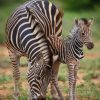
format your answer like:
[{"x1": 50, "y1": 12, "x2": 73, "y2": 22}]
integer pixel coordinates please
[{"x1": 72, "y1": 18, "x2": 94, "y2": 50}]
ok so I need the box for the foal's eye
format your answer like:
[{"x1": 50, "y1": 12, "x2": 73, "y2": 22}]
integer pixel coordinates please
[{"x1": 82, "y1": 33, "x2": 85, "y2": 36}]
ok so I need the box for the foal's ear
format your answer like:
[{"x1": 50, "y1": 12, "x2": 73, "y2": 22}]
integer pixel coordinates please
[
  {"x1": 74, "y1": 18, "x2": 79, "y2": 26},
  {"x1": 88, "y1": 18, "x2": 94, "y2": 27}
]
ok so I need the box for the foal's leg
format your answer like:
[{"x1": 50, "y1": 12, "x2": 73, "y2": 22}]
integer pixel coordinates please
[
  {"x1": 8, "y1": 49, "x2": 20, "y2": 100},
  {"x1": 51, "y1": 61, "x2": 64, "y2": 100},
  {"x1": 68, "y1": 61, "x2": 79, "y2": 100}
]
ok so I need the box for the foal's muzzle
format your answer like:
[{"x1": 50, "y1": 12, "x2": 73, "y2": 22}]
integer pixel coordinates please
[{"x1": 86, "y1": 42, "x2": 94, "y2": 50}]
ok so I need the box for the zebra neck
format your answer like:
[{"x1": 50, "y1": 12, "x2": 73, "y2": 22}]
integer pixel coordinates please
[{"x1": 71, "y1": 37, "x2": 84, "y2": 60}]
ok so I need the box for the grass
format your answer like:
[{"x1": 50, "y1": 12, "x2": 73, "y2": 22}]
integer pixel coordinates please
[
  {"x1": 0, "y1": 74, "x2": 12, "y2": 84},
  {"x1": 80, "y1": 58, "x2": 100, "y2": 71},
  {"x1": 0, "y1": 42, "x2": 99, "y2": 99},
  {"x1": 76, "y1": 83, "x2": 100, "y2": 100},
  {"x1": 58, "y1": 64, "x2": 67, "y2": 82},
  {"x1": 83, "y1": 71, "x2": 99, "y2": 81},
  {"x1": 0, "y1": 58, "x2": 99, "y2": 99}
]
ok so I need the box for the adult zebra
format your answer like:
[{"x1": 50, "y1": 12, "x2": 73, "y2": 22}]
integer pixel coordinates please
[
  {"x1": 48, "y1": 18, "x2": 94, "y2": 100},
  {"x1": 6, "y1": 0, "x2": 63, "y2": 99}
]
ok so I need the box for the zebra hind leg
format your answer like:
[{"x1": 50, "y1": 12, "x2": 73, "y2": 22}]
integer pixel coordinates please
[
  {"x1": 52, "y1": 73, "x2": 64, "y2": 100},
  {"x1": 8, "y1": 49, "x2": 20, "y2": 100},
  {"x1": 51, "y1": 61, "x2": 64, "y2": 100}
]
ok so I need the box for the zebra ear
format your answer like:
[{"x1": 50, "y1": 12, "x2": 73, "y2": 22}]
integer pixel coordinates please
[
  {"x1": 74, "y1": 18, "x2": 79, "y2": 26},
  {"x1": 88, "y1": 18, "x2": 94, "y2": 27}
]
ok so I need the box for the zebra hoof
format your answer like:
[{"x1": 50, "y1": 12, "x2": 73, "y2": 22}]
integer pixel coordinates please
[
  {"x1": 13, "y1": 92, "x2": 20, "y2": 100},
  {"x1": 38, "y1": 95, "x2": 46, "y2": 100},
  {"x1": 31, "y1": 96, "x2": 46, "y2": 100},
  {"x1": 52, "y1": 97, "x2": 60, "y2": 100}
]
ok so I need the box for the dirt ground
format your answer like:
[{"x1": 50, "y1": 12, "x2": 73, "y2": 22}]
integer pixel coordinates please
[{"x1": 0, "y1": 45, "x2": 100, "y2": 100}]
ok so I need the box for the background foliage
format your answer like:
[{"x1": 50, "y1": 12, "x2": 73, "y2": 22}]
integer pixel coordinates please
[{"x1": 0, "y1": 0, "x2": 100, "y2": 9}]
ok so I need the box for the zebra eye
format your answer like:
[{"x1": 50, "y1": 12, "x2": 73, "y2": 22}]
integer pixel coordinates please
[{"x1": 82, "y1": 33, "x2": 85, "y2": 36}]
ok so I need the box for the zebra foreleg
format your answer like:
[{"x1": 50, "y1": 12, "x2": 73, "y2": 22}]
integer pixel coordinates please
[
  {"x1": 68, "y1": 62, "x2": 78, "y2": 100},
  {"x1": 8, "y1": 50, "x2": 20, "y2": 100},
  {"x1": 51, "y1": 61, "x2": 64, "y2": 100}
]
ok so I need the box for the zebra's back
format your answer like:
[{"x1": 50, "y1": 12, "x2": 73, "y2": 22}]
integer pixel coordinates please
[{"x1": 6, "y1": 0, "x2": 63, "y2": 55}]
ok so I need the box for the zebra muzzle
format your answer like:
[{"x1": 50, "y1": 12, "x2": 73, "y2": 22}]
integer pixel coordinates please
[{"x1": 86, "y1": 42, "x2": 94, "y2": 50}]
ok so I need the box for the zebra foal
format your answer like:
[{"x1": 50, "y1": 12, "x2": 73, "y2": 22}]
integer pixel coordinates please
[{"x1": 47, "y1": 18, "x2": 94, "y2": 100}]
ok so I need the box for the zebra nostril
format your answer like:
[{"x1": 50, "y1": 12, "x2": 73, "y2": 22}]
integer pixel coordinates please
[{"x1": 87, "y1": 42, "x2": 94, "y2": 50}]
